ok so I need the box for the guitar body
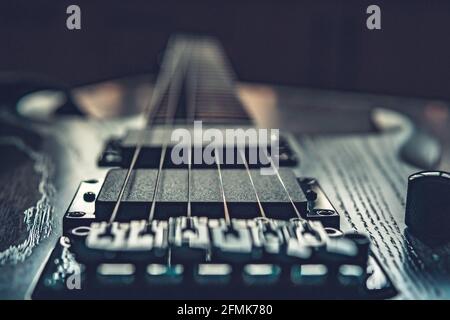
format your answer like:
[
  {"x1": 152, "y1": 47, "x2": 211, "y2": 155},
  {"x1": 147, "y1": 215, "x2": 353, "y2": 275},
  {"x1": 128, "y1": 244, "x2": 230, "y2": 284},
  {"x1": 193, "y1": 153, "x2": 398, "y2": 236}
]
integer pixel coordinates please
[{"x1": 0, "y1": 37, "x2": 447, "y2": 299}]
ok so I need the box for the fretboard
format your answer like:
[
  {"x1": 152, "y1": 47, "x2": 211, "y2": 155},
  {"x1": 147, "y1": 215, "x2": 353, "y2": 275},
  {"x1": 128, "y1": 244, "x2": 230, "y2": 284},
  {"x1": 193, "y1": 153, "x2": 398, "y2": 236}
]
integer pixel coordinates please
[{"x1": 152, "y1": 36, "x2": 251, "y2": 125}]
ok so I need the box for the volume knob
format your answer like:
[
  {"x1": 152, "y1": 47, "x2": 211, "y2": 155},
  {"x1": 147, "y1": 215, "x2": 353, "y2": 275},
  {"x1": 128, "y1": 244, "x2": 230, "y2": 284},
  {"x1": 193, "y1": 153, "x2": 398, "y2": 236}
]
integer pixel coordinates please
[{"x1": 405, "y1": 171, "x2": 450, "y2": 245}]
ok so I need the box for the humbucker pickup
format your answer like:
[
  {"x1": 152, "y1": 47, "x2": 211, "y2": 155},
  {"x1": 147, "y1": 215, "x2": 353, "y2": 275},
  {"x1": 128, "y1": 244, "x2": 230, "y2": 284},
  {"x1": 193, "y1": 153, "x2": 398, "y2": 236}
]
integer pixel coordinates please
[{"x1": 98, "y1": 128, "x2": 298, "y2": 168}]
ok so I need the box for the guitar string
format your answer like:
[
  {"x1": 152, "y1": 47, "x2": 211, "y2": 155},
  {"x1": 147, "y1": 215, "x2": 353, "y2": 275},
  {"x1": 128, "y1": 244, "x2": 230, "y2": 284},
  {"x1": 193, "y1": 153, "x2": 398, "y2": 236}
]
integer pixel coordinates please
[
  {"x1": 239, "y1": 149, "x2": 267, "y2": 219},
  {"x1": 198, "y1": 40, "x2": 238, "y2": 225},
  {"x1": 108, "y1": 38, "x2": 186, "y2": 224},
  {"x1": 193, "y1": 40, "x2": 262, "y2": 222},
  {"x1": 147, "y1": 42, "x2": 191, "y2": 222},
  {"x1": 185, "y1": 40, "x2": 199, "y2": 220},
  {"x1": 203, "y1": 41, "x2": 234, "y2": 225},
  {"x1": 264, "y1": 149, "x2": 303, "y2": 219},
  {"x1": 165, "y1": 41, "x2": 195, "y2": 270},
  {"x1": 241, "y1": 145, "x2": 304, "y2": 221},
  {"x1": 182, "y1": 39, "x2": 233, "y2": 226},
  {"x1": 214, "y1": 147, "x2": 231, "y2": 224},
  {"x1": 184, "y1": 39, "x2": 233, "y2": 223},
  {"x1": 190, "y1": 39, "x2": 232, "y2": 225},
  {"x1": 261, "y1": 151, "x2": 326, "y2": 249}
]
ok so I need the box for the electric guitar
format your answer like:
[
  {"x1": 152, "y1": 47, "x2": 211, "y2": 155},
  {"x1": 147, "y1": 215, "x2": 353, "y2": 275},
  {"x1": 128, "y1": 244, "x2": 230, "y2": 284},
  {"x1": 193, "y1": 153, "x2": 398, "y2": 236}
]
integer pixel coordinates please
[{"x1": 0, "y1": 35, "x2": 448, "y2": 299}]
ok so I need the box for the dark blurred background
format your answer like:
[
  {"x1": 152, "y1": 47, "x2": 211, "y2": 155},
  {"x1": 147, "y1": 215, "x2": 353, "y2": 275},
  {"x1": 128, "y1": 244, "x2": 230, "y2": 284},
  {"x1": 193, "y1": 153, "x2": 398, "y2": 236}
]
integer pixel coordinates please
[{"x1": 0, "y1": 0, "x2": 449, "y2": 100}]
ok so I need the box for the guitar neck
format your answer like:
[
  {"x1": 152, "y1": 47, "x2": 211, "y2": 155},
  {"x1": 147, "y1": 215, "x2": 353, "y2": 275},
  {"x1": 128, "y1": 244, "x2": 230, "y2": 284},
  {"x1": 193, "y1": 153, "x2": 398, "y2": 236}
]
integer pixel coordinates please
[{"x1": 153, "y1": 36, "x2": 252, "y2": 125}]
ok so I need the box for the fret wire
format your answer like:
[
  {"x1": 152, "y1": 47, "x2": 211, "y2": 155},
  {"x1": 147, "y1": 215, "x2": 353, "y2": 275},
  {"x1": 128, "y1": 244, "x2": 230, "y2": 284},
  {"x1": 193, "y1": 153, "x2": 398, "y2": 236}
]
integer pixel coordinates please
[
  {"x1": 239, "y1": 149, "x2": 267, "y2": 219},
  {"x1": 193, "y1": 40, "x2": 251, "y2": 124}
]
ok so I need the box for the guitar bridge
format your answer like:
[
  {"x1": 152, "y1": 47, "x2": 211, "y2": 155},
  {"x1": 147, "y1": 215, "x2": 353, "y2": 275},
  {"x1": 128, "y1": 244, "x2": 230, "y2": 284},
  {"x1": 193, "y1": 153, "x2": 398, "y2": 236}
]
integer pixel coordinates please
[{"x1": 31, "y1": 174, "x2": 396, "y2": 299}]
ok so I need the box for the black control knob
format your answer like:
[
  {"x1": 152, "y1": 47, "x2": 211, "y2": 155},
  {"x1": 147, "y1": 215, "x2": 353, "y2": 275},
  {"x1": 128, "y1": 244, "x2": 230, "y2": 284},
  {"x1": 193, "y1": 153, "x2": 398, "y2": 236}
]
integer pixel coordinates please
[{"x1": 405, "y1": 171, "x2": 450, "y2": 245}]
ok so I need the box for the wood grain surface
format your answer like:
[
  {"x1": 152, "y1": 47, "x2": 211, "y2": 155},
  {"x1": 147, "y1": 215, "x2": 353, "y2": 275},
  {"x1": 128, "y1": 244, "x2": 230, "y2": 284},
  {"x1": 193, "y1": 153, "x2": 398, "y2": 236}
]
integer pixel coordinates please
[{"x1": 297, "y1": 132, "x2": 450, "y2": 299}]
